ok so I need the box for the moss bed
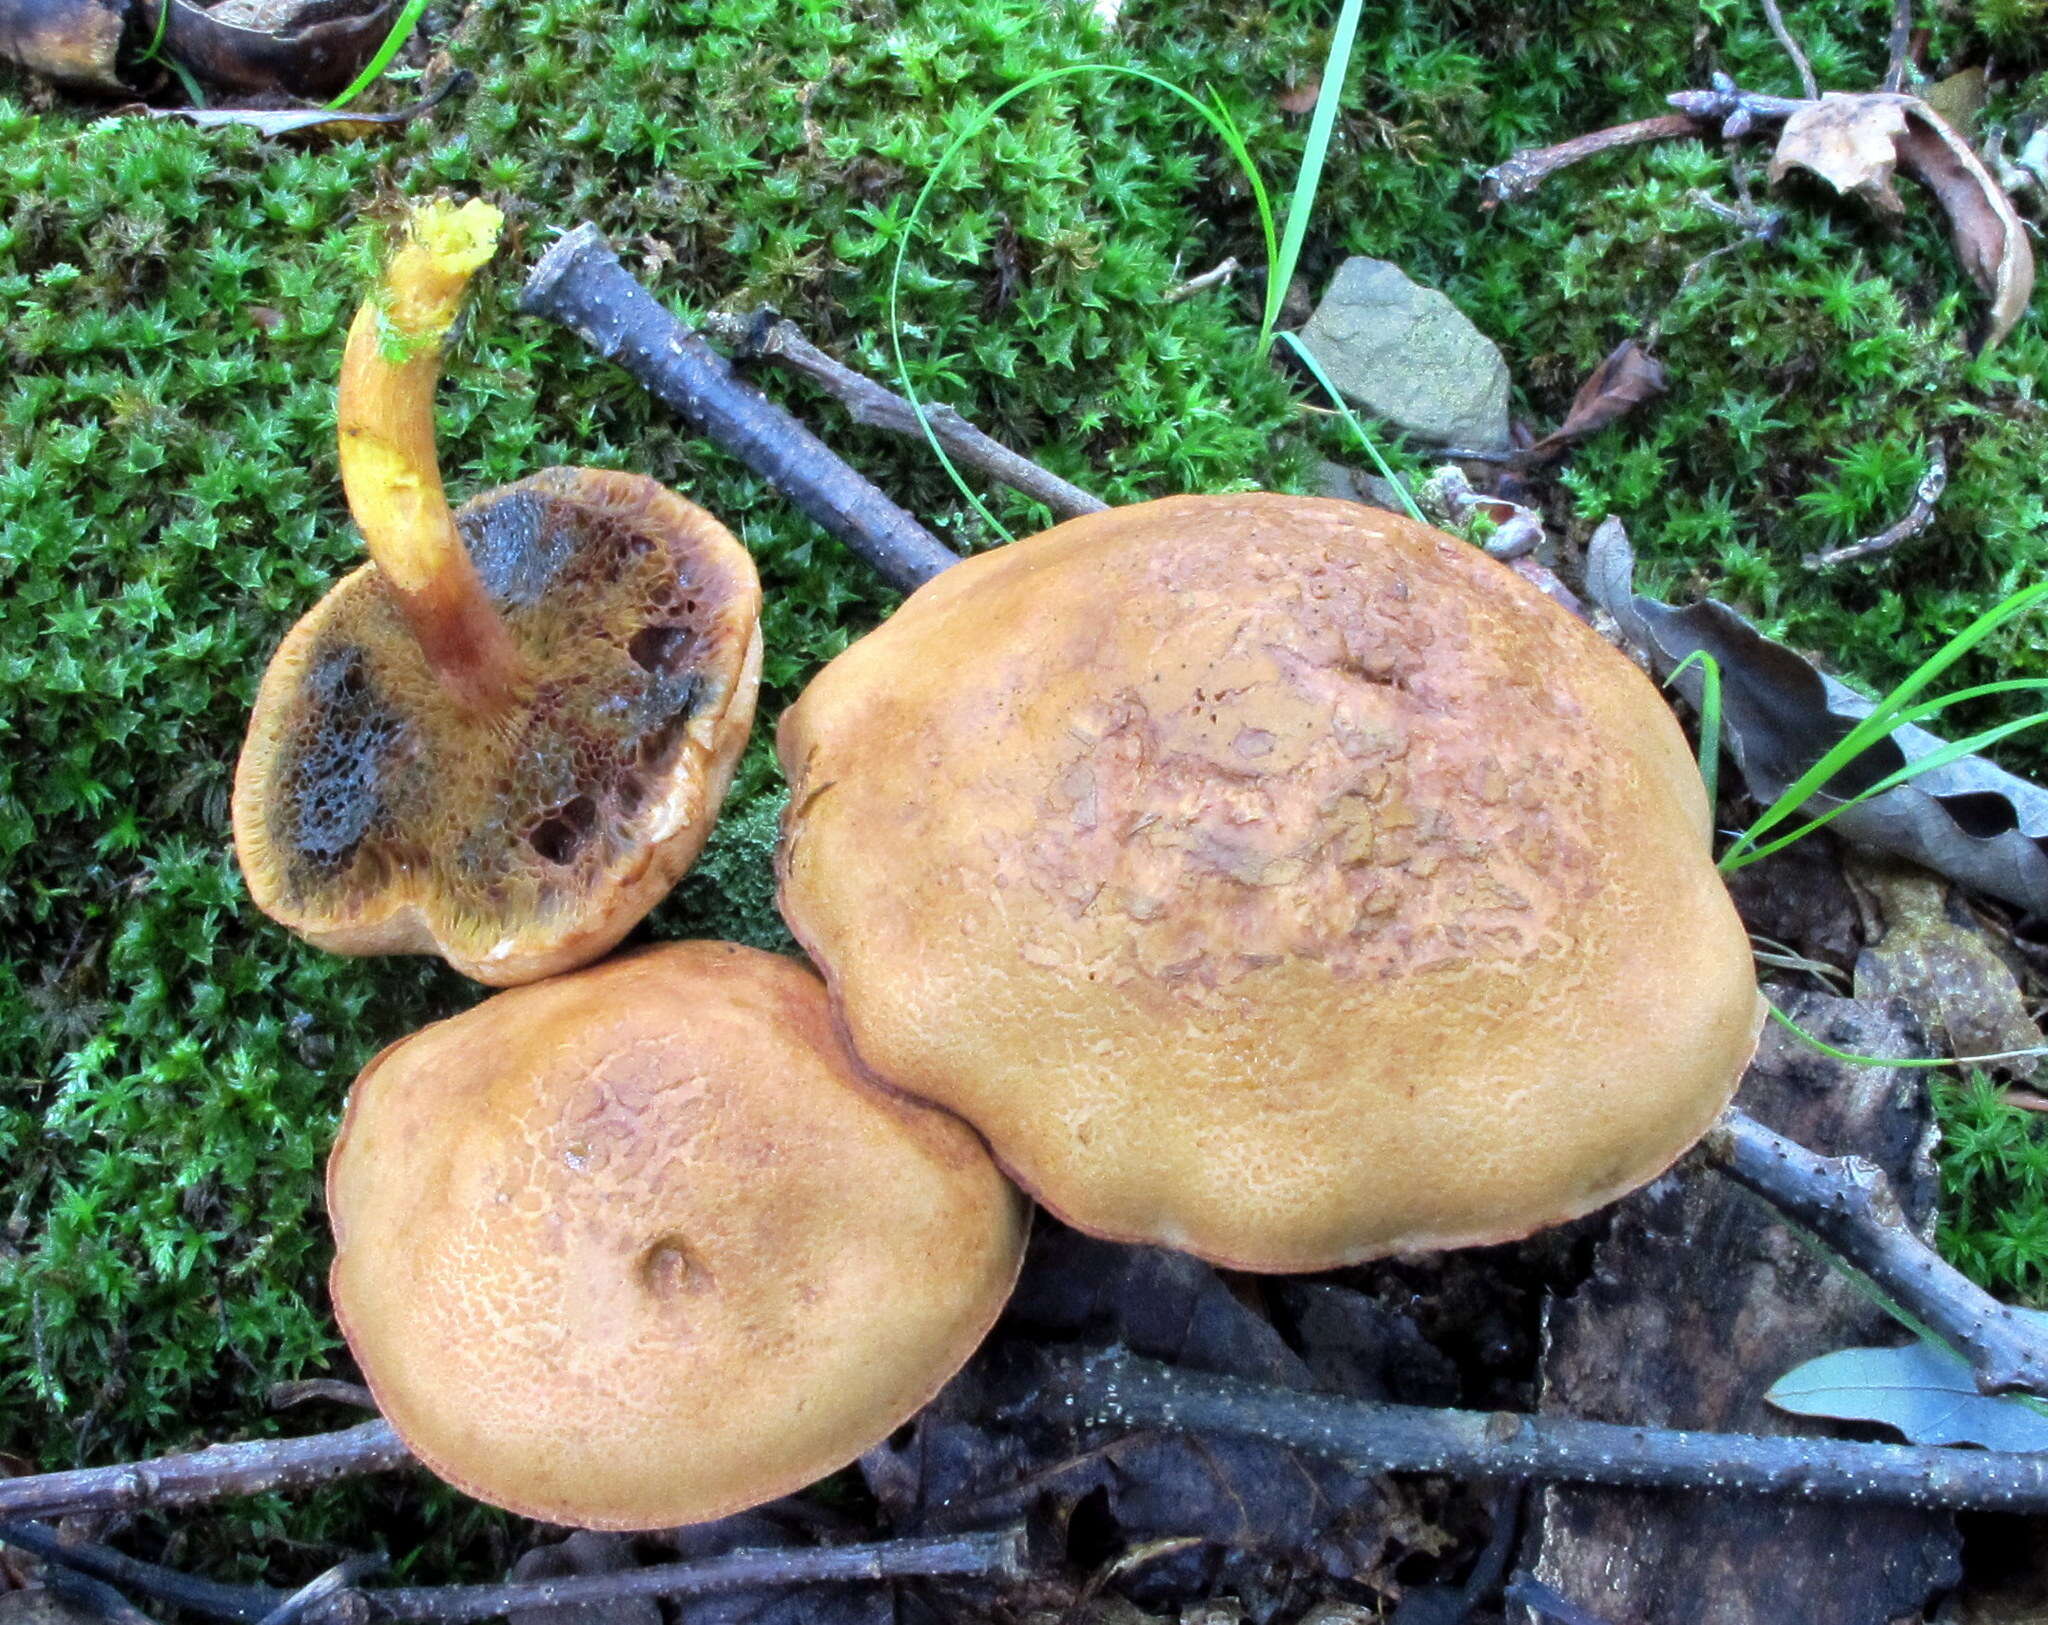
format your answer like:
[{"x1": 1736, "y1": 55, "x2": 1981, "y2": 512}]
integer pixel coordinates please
[{"x1": 2, "y1": 0, "x2": 2046, "y2": 1578}]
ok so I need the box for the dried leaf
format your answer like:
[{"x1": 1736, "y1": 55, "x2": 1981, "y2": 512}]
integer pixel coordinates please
[
  {"x1": 158, "y1": 0, "x2": 400, "y2": 98},
  {"x1": 0, "y1": 0, "x2": 125, "y2": 92},
  {"x1": 143, "y1": 72, "x2": 465, "y2": 137},
  {"x1": 1769, "y1": 92, "x2": 2035, "y2": 351},
  {"x1": 1524, "y1": 339, "x2": 1666, "y2": 462},
  {"x1": 1586, "y1": 517, "x2": 2048, "y2": 914},
  {"x1": 1767, "y1": 1325, "x2": 2048, "y2": 1451}
]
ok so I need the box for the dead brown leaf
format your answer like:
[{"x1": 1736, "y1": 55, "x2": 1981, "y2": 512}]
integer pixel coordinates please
[
  {"x1": 1523, "y1": 337, "x2": 1666, "y2": 461},
  {"x1": 1768, "y1": 92, "x2": 2035, "y2": 352}
]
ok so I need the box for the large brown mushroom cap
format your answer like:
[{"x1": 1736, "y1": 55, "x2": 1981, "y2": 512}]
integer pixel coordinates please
[
  {"x1": 777, "y1": 493, "x2": 1764, "y2": 1272},
  {"x1": 233, "y1": 468, "x2": 762, "y2": 985},
  {"x1": 327, "y1": 940, "x2": 1029, "y2": 1530}
]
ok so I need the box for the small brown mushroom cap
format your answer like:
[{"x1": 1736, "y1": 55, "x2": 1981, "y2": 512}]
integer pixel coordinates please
[
  {"x1": 233, "y1": 469, "x2": 762, "y2": 985},
  {"x1": 777, "y1": 493, "x2": 1765, "y2": 1273},
  {"x1": 327, "y1": 940, "x2": 1029, "y2": 1531}
]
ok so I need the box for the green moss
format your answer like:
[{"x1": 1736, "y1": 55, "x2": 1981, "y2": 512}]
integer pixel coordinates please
[
  {"x1": 0, "y1": 0, "x2": 2044, "y2": 1571},
  {"x1": 1935, "y1": 1075, "x2": 2048, "y2": 1307}
]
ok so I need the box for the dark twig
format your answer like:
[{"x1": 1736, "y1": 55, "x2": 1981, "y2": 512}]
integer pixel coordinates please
[
  {"x1": 1164, "y1": 257, "x2": 1240, "y2": 302},
  {"x1": 521, "y1": 227, "x2": 962, "y2": 593},
  {"x1": 1055, "y1": 1350, "x2": 2048, "y2": 1510},
  {"x1": 1884, "y1": 0, "x2": 1914, "y2": 93},
  {"x1": 1759, "y1": 0, "x2": 1820, "y2": 101},
  {"x1": 1, "y1": 1520, "x2": 1033, "y2": 1625},
  {"x1": 1482, "y1": 114, "x2": 1711, "y2": 207},
  {"x1": 1705, "y1": 1106, "x2": 2048, "y2": 1396},
  {"x1": 697, "y1": 308, "x2": 1108, "y2": 522},
  {"x1": 1803, "y1": 441, "x2": 1947, "y2": 568},
  {"x1": 40, "y1": 1566, "x2": 168, "y2": 1625},
  {"x1": 0, "y1": 1420, "x2": 408, "y2": 1521},
  {"x1": 0, "y1": 1523, "x2": 274, "y2": 1623}
]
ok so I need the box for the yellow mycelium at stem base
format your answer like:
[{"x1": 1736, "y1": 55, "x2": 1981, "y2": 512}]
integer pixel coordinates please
[{"x1": 337, "y1": 198, "x2": 525, "y2": 716}]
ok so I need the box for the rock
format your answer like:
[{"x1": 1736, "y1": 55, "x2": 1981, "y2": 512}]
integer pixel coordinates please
[
  {"x1": 1310, "y1": 458, "x2": 1408, "y2": 514},
  {"x1": 1295, "y1": 258, "x2": 1512, "y2": 452}
]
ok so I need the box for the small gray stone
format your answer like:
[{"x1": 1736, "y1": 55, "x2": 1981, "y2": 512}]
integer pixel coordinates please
[
  {"x1": 1296, "y1": 258, "x2": 1512, "y2": 452},
  {"x1": 1310, "y1": 459, "x2": 1408, "y2": 515}
]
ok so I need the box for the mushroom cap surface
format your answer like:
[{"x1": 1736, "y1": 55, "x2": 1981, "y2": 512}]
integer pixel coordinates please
[
  {"x1": 233, "y1": 468, "x2": 761, "y2": 985},
  {"x1": 777, "y1": 493, "x2": 1764, "y2": 1272},
  {"x1": 327, "y1": 940, "x2": 1029, "y2": 1530}
]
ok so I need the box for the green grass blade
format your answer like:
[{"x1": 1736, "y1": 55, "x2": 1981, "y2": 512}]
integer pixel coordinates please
[
  {"x1": 1722, "y1": 578, "x2": 2048, "y2": 866},
  {"x1": 1766, "y1": 1000, "x2": 2048, "y2": 1069},
  {"x1": 1277, "y1": 330, "x2": 1423, "y2": 521},
  {"x1": 324, "y1": 0, "x2": 430, "y2": 110},
  {"x1": 1260, "y1": 0, "x2": 1365, "y2": 352},
  {"x1": 1666, "y1": 650, "x2": 1723, "y2": 811},
  {"x1": 1721, "y1": 710, "x2": 2048, "y2": 871},
  {"x1": 888, "y1": 63, "x2": 1278, "y2": 541}
]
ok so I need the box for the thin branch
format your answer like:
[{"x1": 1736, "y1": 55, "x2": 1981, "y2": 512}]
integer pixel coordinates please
[
  {"x1": 520, "y1": 226, "x2": 962, "y2": 593},
  {"x1": 697, "y1": 308, "x2": 1108, "y2": 522},
  {"x1": 1481, "y1": 114, "x2": 1712, "y2": 207},
  {"x1": 0, "y1": 1523, "x2": 275, "y2": 1623},
  {"x1": 0, "y1": 1420, "x2": 408, "y2": 1521},
  {"x1": 1164, "y1": 257, "x2": 1240, "y2": 302},
  {"x1": 1759, "y1": 0, "x2": 1820, "y2": 101},
  {"x1": 1884, "y1": 0, "x2": 1914, "y2": 93},
  {"x1": 1486, "y1": 82, "x2": 1812, "y2": 208},
  {"x1": 1803, "y1": 440, "x2": 1947, "y2": 569},
  {"x1": 365, "y1": 1529, "x2": 1030, "y2": 1622},
  {"x1": 1, "y1": 1519, "x2": 1032, "y2": 1625},
  {"x1": 1705, "y1": 1107, "x2": 2048, "y2": 1396},
  {"x1": 1054, "y1": 1350, "x2": 2048, "y2": 1511}
]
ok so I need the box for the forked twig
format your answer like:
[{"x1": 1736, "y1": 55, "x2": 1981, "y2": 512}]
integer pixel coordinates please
[{"x1": 1707, "y1": 1106, "x2": 2048, "y2": 1396}]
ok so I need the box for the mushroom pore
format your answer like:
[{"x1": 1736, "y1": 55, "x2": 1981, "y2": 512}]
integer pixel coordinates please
[
  {"x1": 326, "y1": 941, "x2": 1030, "y2": 1531},
  {"x1": 776, "y1": 493, "x2": 1765, "y2": 1273},
  {"x1": 232, "y1": 200, "x2": 762, "y2": 985}
]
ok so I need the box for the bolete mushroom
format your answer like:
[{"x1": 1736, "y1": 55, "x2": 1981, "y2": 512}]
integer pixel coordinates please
[
  {"x1": 233, "y1": 199, "x2": 761, "y2": 985},
  {"x1": 777, "y1": 493, "x2": 1765, "y2": 1272},
  {"x1": 326, "y1": 940, "x2": 1029, "y2": 1530}
]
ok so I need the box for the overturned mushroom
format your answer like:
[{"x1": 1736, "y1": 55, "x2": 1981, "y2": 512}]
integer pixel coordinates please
[
  {"x1": 233, "y1": 199, "x2": 761, "y2": 985},
  {"x1": 777, "y1": 494, "x2": 1765, "y2": 1273},
  {"x1": 327, "y1": 941, "x2": 1030, "y2": 1530}
]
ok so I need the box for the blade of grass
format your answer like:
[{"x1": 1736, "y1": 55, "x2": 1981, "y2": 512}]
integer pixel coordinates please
[
  {"x1": 1260, "y1": 0, "x2": 1365, "y2": 352},
  {"x1": 889, "y1": 64, "x2": 1279, "y2": 542},
  {"x1": 324, "y1": 0, "x2": 429, "y2": 111},
  {"x1": 1722, "y1": 710, "x2": 2048, "y2": 871},
  {"x1": 1723, "y1": 578, "x2": 2048, "y2": 866},
  {"x1": 1277, "y1": 331, "x2": 1422, "y2": 521},
  {"x1": 1667, "y1": 649, "x2": 1724, "y2": 811},
  {"x1": 1765, "y1": 1000, "x2": 2048, "y2": 1069}
]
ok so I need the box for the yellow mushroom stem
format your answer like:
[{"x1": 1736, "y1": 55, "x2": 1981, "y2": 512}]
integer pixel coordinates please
[{"x1": 337, "y1": 198, "x2": 525, "y2": 715}]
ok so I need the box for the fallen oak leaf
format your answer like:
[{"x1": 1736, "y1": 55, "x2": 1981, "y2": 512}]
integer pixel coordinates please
[
  {"x1": 1586, "y1": 517, "x2": 2048, "y2": 915},
  {"x1": 1768, "y1": 92, "x2": 2035, "y2": 352},
  {"x1": 1522, "y1": 338, "x2": 1666, "y2": 463},
  {"x1": 156, "y1": 0, "x2": 400, "y2": 98}
]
